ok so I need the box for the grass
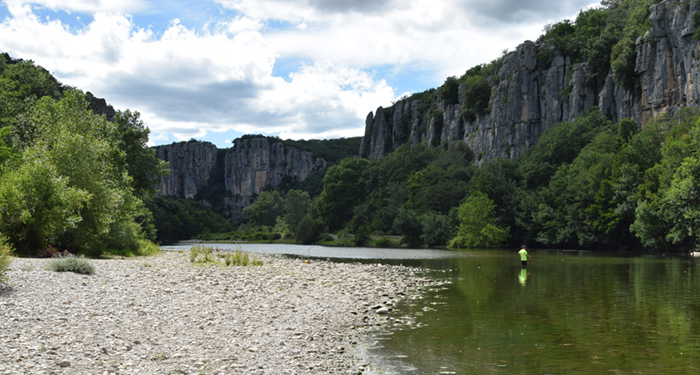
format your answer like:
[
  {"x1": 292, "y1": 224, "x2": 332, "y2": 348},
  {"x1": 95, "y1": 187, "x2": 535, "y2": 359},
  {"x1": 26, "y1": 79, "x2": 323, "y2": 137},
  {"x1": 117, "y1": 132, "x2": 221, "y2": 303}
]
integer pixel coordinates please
[
  {"x1": 102, "y1": 239, "x2": 162, "y2": 258},
  {"x1": 0, "y1": 236, "x2": 12, "y2": 284},
  {"x1": 46, "y1": 255, "x2": 96, "y2": 275},
  {"x1": 190, "y1": 244, "x2": 262, "y2": 267}
]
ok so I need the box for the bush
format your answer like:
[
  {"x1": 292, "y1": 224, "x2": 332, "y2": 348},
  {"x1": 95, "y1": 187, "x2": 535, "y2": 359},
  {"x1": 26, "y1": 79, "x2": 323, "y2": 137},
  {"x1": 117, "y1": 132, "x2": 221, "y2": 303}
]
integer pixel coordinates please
[
  {"x1": 46, "y1": 255, "x2": 95, "y2": 275},
  {"x1": 0, "y1": 236, "x2": 13, "y2": 284}
]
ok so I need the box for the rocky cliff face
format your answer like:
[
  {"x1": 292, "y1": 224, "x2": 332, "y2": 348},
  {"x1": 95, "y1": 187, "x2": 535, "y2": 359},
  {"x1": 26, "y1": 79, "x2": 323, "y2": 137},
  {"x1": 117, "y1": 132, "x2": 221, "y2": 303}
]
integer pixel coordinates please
[
  {"x1": 361, "y1": 0, "x2": 700, "y2": 163},
  {"x1": 223, "y1": 138, "x2": 327, "y2": 222},
  {"x1": 155, "y1": 141, "x2": 219, "y2": 199},
  {"x1": 154, "y1": 138, "x2": 326, "y2": 222}
]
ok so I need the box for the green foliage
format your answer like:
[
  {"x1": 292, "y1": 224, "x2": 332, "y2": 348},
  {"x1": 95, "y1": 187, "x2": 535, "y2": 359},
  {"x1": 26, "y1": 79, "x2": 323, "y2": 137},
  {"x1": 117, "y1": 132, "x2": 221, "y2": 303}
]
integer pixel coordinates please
[
  {"x1": 0, "y1": 150, "x2": 88, "y2": 255},
  {"x1": 317, "y1": 157, "x2": 370, "y2": 231},
  {"x1": 243, "y1": 190, "x2": 284, "y2": 227},
  {"x1": 439, "y1": 76, "x2": 460, "y2": 105},
  {"x1": 283, "y1": 189, "x2": 311, "y2": 231},
  {"x1": 451, "y1": 191, "x2": 510, "y2": 248},
  {"x1": 533, "y1": 132, "x2": 621, "y2": 248},
  {"x1": 537, "y1": 0, "x2": 656, "y2": 82},
  {"x1": 0, "y1": 236, "x2": 12, "y2": 284},
  {"x1": 0, "y1": 126, "x2": 15, "y2": 168},
  {"x1": 292, "y1": 214, "x2": 321, "y2": 244},
  {"x1": 460, "y1": 70, "x2": 491, "y2": 122},
  {"x1": 113, "y1": 110, "x2": 170, "y2": 197},
  {"x1": 421, "y1": 211, "x2": 454, "y2": 247},
  {"x1": 629, "y1": 110, "x2": 700, "y2": 251},
  {"x1": 518, "y1": 108, "x2": 613, "y2": 189},
  {"x1": 190, "y1": 245, "x2": 262, "y2": 266},
  {"x1": 392, "y1": 207, "x2": 423, "y2": 248},
  {"x1": 146, "y1": 196, "x2": 233, "y2": 244},
  {"x1": 46, "y1": 255, "x2": 95, "y2": 275},
  {"x1": 0, "y1": 54, "x2": 62, "y2": 130},
  {"x1": 281, "y1": 137, "x2": 362, "y2": 166}
]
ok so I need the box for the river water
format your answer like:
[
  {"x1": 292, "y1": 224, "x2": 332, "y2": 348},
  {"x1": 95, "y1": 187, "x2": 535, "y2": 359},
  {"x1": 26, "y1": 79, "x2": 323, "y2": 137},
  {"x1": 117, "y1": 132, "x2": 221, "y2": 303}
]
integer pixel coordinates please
[{"x1": 162, "y1": 243, "x2": 700, "y2": 374}]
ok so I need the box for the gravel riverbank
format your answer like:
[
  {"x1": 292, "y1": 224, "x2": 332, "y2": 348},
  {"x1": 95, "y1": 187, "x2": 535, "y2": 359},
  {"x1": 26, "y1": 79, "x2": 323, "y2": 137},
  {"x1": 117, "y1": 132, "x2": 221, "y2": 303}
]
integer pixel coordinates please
[{"x1": 0, "y1": 251, "x2": 432, "y2": 374}]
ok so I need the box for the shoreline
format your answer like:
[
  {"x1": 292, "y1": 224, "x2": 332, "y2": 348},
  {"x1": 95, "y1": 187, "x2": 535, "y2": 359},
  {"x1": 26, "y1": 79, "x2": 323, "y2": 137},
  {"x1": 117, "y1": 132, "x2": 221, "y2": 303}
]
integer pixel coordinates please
[{"x1": 0, "y1": 251, "x2": 432, "y2": 374}]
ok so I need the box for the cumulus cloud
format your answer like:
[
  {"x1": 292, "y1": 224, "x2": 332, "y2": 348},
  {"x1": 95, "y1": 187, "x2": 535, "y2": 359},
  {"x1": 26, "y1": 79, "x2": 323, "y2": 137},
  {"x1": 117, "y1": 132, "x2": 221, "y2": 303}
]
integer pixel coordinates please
[{"x1": 0, "y1": 0, "x2": 601, "y2": 146}]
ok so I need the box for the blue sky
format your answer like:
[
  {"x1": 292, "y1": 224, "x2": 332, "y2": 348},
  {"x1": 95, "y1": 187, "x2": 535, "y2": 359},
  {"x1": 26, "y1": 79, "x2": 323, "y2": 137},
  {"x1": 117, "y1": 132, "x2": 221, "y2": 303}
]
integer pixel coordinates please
[{"x1": 0, "y1": 0, "x2": 598, "y2": 148}]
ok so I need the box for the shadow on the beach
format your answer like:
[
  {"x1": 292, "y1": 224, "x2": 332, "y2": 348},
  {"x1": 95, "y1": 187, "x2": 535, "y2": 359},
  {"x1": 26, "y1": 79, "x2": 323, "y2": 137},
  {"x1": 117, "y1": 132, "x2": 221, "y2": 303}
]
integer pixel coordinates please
[{"x1": 0, "y1": 285, "x2": 13, "y2": 297}]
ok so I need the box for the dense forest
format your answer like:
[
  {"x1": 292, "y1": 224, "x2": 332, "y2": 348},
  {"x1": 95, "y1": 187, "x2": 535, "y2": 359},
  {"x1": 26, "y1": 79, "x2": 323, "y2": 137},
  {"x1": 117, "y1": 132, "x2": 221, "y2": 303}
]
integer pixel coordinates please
[{"x1": 3, "y1": 0, "x2": 700, "y2": 256}]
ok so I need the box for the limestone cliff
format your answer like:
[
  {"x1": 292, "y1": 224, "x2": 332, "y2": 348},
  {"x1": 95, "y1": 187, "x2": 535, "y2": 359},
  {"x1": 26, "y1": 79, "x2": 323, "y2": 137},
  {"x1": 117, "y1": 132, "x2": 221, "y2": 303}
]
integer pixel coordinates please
[
  {"x1": 360, "y1": 0, "x2": 700, "y2": 163},
  {"x1": 224, "y1": 137, "x2": 327, "y2": 221},
  {"x1": 155, "y1": 141, "x2": 218, "y2": 199},
  {"x1": 154, "y1": 137, "x2": 326, "y2": 222}
]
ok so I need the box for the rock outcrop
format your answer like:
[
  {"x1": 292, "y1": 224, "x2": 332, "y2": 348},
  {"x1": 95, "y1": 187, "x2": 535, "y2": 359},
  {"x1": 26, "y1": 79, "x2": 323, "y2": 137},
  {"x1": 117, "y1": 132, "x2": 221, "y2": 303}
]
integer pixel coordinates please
[
  {"x1": 224, "y1": 138, "x2": 327, "y2": 221},
  {"x1": 154, "y1": 137, "x2": 326, "y2": 222},
  {"x1": 155, "y1": 141, "x2": 218, "y2": 199},
  {"x1": 360, "y1": 0, "x2": 700, "y2": 163}
]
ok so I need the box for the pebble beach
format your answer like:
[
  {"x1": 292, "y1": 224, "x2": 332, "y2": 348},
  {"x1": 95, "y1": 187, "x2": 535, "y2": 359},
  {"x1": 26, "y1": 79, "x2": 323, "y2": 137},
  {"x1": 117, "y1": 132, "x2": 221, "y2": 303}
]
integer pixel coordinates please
[{"x1": 0, "y1": 251, "x2": 431, "y2": 374}]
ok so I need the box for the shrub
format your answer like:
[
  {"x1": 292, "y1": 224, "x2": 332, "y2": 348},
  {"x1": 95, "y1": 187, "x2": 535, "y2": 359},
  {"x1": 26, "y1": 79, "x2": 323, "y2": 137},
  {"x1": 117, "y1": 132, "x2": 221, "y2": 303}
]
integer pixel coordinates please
[
  {"x1": 136, "y1": 239, "x2": 161, "y2": 257},
  {"x1": 46, "y1": 255, "x2": 95, "y2": 275},
  {"x1": 0, "y1": 236, "x2": 13, "y2": 284}
]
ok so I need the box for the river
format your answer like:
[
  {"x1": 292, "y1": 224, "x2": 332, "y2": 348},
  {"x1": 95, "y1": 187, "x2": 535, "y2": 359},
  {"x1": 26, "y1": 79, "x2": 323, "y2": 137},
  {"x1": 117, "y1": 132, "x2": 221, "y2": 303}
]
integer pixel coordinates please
[{"x1": 162, "y1": 243, "x2": 700, "y2": 374}]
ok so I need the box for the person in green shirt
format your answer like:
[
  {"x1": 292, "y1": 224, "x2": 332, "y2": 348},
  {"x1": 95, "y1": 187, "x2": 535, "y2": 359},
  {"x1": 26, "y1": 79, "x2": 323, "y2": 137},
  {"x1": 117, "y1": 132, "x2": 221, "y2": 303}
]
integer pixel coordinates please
[{"x1": 518, "y1": 245, "x2": 531, "y2": 268}]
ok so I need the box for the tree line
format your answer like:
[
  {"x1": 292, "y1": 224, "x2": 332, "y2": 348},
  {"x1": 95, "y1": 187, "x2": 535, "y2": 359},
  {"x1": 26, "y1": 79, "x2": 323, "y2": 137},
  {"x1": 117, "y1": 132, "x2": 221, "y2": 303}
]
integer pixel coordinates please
[{"x1": 213, "y1": 108, "x2": 700, "y2": 253}]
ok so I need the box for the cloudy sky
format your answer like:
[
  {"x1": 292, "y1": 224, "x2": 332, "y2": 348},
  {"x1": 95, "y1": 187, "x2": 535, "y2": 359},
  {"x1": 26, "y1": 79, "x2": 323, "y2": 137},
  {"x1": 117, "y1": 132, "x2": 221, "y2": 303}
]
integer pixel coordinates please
[{"x1": 0, "y1": 0, "x2": 599, "y2": 147}]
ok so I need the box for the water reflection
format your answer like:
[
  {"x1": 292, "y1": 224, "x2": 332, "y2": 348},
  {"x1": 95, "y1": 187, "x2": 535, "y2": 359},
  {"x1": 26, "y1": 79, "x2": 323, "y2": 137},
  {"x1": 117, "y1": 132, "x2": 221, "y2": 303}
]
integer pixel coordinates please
[
  {"x1": 364, "y1": 250, "x2": 700, "y2": 375},
  {"x1": 518, "y1": 268, "x2": 528, "y2": 286}
]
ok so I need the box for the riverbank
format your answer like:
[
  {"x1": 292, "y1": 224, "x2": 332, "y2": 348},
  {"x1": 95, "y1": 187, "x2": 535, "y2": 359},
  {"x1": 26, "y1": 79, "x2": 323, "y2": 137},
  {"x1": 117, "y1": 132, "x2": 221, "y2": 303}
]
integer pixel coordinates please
[{"x1": 0, "y1": 251, "x2": 432, "y2": 374}]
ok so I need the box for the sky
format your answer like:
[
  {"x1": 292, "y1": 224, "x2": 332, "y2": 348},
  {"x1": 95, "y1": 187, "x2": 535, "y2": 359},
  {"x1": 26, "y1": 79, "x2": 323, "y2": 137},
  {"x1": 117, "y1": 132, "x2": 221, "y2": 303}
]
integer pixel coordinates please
[{"x1": 0, "y1": 0, "x2": 599, "y2": 148}]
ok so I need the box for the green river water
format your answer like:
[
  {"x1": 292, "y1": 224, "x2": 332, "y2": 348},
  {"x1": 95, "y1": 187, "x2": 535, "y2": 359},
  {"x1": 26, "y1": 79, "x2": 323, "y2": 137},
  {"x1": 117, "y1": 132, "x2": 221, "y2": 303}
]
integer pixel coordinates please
[{"x1": 360, "y1": 250, "x2": 700, "y2": 374}]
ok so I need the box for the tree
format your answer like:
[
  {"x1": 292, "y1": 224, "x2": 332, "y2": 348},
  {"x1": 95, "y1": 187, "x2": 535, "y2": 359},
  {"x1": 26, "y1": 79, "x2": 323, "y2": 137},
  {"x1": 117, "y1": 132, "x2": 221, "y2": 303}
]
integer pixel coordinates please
[
  {"x1": 283, "y1": 189, "x2": 311, "y2": 231},
  {"x1": 392, "y1": 207, "x2": 423, "y2": 248},
  {"x1": 243, "y1": 190, "x2": 284, "y2": 227},
  {"x1": 0, "y1": 90, "x2": 147, "y2": 255},
  {"x1": 450, "y1": 191, "x2": 509, "y2": 248},
  {"x1": 112, "y1": 110, "x2": 170, "y2": 197},
  {"x1": 296, "y1": 214, "x2": 322, "y2": 244},
  {"x1": 317, "y1": 157, "x2": 369, "y2": 231},
  {"x1": 421, "y1": 211, "x2": 454, "y2": 247},
  {"x1": 0, "y1": 150, "x2": 88, "y2": 255}
]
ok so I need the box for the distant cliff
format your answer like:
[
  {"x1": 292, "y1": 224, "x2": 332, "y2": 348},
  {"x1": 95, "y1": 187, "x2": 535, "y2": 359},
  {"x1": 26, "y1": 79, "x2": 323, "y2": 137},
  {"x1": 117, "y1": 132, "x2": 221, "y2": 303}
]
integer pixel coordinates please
[
  {"x1": 154, "y1": 137, "x2": 327, "y2": 222},
  {"x1": 360, "y1": 0, "x2": 700, "y2": 163},
  {"x1": 155, "y1": 141, "x2": 219, "y2": 199}
]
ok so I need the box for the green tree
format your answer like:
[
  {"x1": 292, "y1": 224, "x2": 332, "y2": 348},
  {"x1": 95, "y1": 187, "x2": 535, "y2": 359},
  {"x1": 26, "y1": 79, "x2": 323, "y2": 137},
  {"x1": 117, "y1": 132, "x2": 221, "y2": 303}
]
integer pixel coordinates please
[
  {"x1": 296, "y1": 214, "x2": 322, "y2": 244},
  {"x1": 112, "y1": 110, "x2": 170, "y2": 197},
  {"x1": 0, "y1": 150, "x2": 88, "y2": 255},
  {"x1": 243, "y1": 190, "x2": 284, "y2": 227},
  {"x1": 317, "y1": 157, "x2": 370, "y2": 231},
  {"x1": 451, "y1": 191, "x2": 509, "y2": 248},
  {"x1": 421, "y1": 211, "x2": 454, "y2": 247},
  {"x1": 283, "y1": 189, "x2": 312, "y2": 231},
  {"x1": 0, "y1": 90, "x2": 147, "y2": 255},
  {"x1": 392, "y1": 207, "x2": 423, "y2": 247}
]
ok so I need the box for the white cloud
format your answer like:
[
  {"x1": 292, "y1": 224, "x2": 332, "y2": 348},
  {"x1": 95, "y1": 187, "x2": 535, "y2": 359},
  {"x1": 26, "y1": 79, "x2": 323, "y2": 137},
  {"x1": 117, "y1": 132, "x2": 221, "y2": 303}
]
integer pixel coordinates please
[
  {"x1": 0, "y1": 0, "x2": 601, "y2": 145},
  {"x1": 5, "y1": 0, "x2": 149, "y2": 13}
]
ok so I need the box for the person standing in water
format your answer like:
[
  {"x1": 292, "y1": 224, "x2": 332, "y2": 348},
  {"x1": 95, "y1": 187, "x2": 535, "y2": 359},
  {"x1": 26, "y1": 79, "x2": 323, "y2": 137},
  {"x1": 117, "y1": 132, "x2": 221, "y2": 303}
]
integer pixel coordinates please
[{"x1": 519, "y1": 245, "x2": 531, "y2": 268}]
